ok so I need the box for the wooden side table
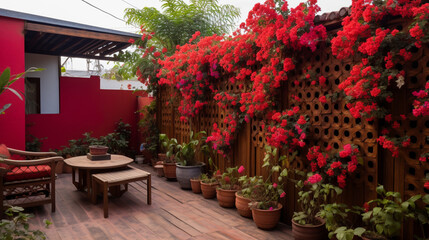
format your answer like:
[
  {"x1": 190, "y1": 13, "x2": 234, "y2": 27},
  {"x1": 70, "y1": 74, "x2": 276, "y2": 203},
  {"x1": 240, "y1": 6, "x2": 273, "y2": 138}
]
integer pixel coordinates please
[{"x1": 64, "y1": 155, "x2": 133, "y2": 198}]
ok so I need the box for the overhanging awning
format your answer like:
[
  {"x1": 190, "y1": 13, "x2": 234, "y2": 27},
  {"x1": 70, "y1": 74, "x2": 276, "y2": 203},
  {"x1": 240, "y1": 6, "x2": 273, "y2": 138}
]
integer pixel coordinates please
[{"x1": 0, "y1": 8, "x2": 140, "y2": 61}]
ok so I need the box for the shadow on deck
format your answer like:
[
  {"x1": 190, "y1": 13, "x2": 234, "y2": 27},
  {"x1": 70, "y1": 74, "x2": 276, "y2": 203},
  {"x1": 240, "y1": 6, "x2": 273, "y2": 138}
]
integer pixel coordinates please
[{"x1": 27, "y1": 164, "x2": 294, "y2": 240}]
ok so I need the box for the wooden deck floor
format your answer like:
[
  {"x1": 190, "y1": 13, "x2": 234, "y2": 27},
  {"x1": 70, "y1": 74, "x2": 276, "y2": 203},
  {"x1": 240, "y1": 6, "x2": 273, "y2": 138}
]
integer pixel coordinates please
[{"x1": 27, "y1": 164, "x2": 294, "y2": 240}]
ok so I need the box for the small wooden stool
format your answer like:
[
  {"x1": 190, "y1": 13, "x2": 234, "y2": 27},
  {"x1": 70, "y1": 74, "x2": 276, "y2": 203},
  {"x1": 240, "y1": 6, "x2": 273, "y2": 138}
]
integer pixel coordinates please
[{"x1": 92, "y1": 166, "x2": 151, "y2": 218}]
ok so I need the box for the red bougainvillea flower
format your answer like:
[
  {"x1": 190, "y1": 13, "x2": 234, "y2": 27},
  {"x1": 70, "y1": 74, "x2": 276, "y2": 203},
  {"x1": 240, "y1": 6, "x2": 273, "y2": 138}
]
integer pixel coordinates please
[
  {"x1": 128, "y1": 38, "x2": 135, "y2": 44},
  {"x1": 273, "y1": 183, "x2": 277, "y2": 188},
  {"x1": 363, "y1": 202, "x2": 370, "y2": 212},
  {"x1": 425, "y1": 181, "x2": 429, "y2": 190},
  {"x1": 280, "y1": 192, "x2": 286, "y2": 198},
  {"x1": 238, "y1": 165, "x2": 245, "y2": 174},
  {"x1": 308, "y1": 174, "x2": 323, "y2": 184}
]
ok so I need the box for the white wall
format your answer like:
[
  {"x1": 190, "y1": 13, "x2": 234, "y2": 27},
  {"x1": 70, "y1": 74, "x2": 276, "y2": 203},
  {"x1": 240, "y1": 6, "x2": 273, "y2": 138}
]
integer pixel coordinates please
[{"x1": 25, "y1": 53, "x2": 60, "y2": 114}]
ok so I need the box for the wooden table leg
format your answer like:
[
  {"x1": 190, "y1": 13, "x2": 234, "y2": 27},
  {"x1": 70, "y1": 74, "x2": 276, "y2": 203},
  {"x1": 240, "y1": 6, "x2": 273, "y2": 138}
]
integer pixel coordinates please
[
  {"x1": 147, "y1": 175, "x2": 151, "y2": 205},
  {"x1": 86, "y1": 170, "x2": 92, "y2": 199},
  {"x1": 103, "y1": 182, "x2": 109, "y2": 218}
]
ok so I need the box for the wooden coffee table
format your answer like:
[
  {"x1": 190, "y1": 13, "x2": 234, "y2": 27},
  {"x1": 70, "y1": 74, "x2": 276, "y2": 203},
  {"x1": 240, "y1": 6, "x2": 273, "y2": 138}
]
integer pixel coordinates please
[{"x1": 64, "y1": 155, "x2": 133, "y2": 198}]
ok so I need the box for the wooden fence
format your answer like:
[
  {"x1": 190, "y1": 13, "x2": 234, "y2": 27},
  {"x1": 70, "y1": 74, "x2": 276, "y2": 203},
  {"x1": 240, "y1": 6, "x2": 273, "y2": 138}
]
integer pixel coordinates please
[{"x1": 157, "y1": 18, "x2": 429, "y2": 238}]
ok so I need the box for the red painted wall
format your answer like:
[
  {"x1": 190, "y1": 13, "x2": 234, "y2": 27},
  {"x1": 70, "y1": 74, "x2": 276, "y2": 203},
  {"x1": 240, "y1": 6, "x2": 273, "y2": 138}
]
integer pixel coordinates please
[
  {"x1": 0, "y1": 17, "x2": 25, "y2": 149},
  {"x1": 26, "y1": 76, "x2": 147, "y2": 152}
]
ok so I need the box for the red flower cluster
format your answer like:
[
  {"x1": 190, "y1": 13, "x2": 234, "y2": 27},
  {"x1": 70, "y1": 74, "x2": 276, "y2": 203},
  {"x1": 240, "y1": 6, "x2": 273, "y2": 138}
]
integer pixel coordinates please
[
  {"x1": 206, "y1": 113, "x2": 239, "y2": 157},
  {"x1": 266, "y1": 107, "x2": 309, "y2": 150},
  {"x1": 306, "y1": 144, "x2": 360, "y2": 188},
  {"x1": 412, "y1": 81, "x2": 429, "y2": 117}
]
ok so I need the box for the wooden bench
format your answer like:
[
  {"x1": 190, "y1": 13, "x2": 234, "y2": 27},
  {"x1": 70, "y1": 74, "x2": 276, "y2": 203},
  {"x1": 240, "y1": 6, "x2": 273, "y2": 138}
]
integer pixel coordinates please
[{"x1": 91, "y1": 166, "x2": 151, "y2": 218}]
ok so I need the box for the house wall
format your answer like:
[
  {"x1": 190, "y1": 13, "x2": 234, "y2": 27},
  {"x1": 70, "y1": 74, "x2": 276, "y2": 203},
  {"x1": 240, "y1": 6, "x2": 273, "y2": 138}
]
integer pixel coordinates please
[
  {"x1": 0, "y1": 16, "x2": 25, "y2": 149},
  {"x1": 26, "y1": 75, "x2": 147, "y2": 152},
  {"x1": 25, "y1": 53, "x2": 60, "y2": 114}
]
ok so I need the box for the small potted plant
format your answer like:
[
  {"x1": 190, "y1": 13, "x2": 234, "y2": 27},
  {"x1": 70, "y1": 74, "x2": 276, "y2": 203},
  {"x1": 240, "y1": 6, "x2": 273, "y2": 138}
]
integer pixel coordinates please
[
  {"x1": 159, "y1": 133, "x2": 179, "y2": 180},
  {"x1": 235, "y1": 171, "x2": 256, "y2": 218},
  {"x1": 291, "y1": 173, "x2": 340, "y2": 240},
  {"x1": 216, "y1": 166, "x2": 243, "y2": 208},
  {"x1": 190, "y1": 176, "x2": 202, "y2": 194},
  {"x1": 200, "y1": 173, "x2": 218, "y2": 199},
  {"x1": 174, "y1": 131, "x2": 208, "y2": 189},
  {"x1": 248, "y1": 146, "x2": 287, "y2": 230},
  {"x1": 360, "y1": 185, "x2": 419, "y2": 240},
  {"x1": 320, "y1": 185, "x2": 421, "y2": 240}
]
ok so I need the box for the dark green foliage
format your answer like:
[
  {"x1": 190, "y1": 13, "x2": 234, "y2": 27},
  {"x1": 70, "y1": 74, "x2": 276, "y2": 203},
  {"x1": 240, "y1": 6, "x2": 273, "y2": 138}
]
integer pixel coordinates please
[
  {"x1": 0, "y1": 206, "x2": 51, "y2": 240},
  {"x1": 57, "y1": 120, "x2": 133, "y2": 157}
]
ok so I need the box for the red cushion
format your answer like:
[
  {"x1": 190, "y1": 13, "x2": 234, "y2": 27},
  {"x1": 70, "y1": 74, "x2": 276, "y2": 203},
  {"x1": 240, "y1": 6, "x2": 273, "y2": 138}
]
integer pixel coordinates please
[
  {"x1": 10, "y1": 154, "x2": 26, "y2": 160},
  {"x1": 5, "y1": 165, "x2": 51, "y2": 182},
  {"x1": 0, "y1": 144, "x2": 11, "y2": 169}
]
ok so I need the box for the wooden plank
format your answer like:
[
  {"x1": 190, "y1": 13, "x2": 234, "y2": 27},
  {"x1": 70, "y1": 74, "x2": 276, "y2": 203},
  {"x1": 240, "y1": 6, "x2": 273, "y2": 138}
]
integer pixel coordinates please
[{"x1": 25, "y1": 22, "x2": 135, "y2": 43}]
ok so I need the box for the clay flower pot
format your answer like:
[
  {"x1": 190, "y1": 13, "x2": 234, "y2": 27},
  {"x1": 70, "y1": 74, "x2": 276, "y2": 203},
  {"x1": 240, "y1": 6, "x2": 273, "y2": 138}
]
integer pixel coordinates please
[
  {"x1": 291, "y1": 217, "x2": 328, "y2": 240},
  {"x1": 235, "y1": 191, "x2": 252, "y2": 218},
  {"x1": 89, "y1": 145, "x2": 108, "y2": 155},
  {"x1": 251, "y1": 203, "x2": 282, "y2": 230},
  {"x1": 154, "y1": 164, "x2": 164, "y2": 177},
  {"x1": 163, "y1": 162, "x2": 177, "y2": 180},
  {"x1": 190, "y1": 179, "x2": 201, "y2": 193},
  {"x1": 216, "y1": 188, "x2": 237, "y2": 208},
  {"x1": 200, "y1": 181, "x2": 218, "y2": 199}
]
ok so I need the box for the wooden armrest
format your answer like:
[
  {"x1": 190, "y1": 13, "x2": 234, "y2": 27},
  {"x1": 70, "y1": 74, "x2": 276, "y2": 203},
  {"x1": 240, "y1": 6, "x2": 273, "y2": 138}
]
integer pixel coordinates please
[
  {"x1": 1, "y1": 156, "x2": 64, "y2": 166},
  {"x1": 7, "y1": 147, "x2": 58, "y2": 157}
]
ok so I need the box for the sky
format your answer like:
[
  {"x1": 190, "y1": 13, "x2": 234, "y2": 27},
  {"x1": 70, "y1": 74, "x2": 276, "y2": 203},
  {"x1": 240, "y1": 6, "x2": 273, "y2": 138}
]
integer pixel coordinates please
[
  {"x1": 1, "y1": 0, "x2": 351, "y2": 34},
  {"x1": 1, "y1": 0, "x2": 351, "y2": 72}
]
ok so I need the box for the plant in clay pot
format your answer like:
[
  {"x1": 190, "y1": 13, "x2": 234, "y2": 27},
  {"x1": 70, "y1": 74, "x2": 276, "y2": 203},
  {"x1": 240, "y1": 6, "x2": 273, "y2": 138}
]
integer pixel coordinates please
[
  {"x1": 360, "y1": 185, "x2": 420, "y2": 240},
  {"x1": 248, "y1": 146, "x2": 287, "y2": 230},
  {"x1": 159, "y1": 133, "x2": 179, "y2": 180},
  {"x1": 200, "y1": 173, "x2": 218, "y2": 199},
  {"x1": 235, "y1": 167, "x2": 256, "y2": 218},
  {"x1": 175, "y1": 131, "x2": 208, "y2": 189},
  {"x1": 320, "y1": 203, "x2": 366, "y2": 240},
  {"x1": 320, "y1": 185, "x2": 421, "y2": 240},
  {"x1": 190, "y1": 176, "x2": 201, "y2": 194},
  {"x1": 291, "y1": 172, "x2": 342, "y2": 240},
  {"x1": 216, "y1": 166, "x2": 243, "y2": 208}
]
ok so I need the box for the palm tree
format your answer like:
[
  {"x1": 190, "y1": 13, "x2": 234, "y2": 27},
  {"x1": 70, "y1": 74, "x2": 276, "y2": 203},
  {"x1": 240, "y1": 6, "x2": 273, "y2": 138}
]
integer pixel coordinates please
[
  {"x1": 116, "y1": 0, "x2": 240, "y2": 90},
  {"x1": 125, "y1": 0, "x2": 240, "y2": 52}
]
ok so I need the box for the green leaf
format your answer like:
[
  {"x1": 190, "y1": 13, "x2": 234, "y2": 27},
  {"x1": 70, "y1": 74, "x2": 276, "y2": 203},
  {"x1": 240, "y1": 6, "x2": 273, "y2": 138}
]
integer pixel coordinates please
[
  {"x1": 262, "y1": 161, "x2": 270, "y2": 168},
  {"x1": 0, "y1": 67, "x2": 11, "y2": 93},
  {"x1": 375, "y1": 224, "x2": 384, "y2": 234},
  {"x1": 354, "y1": 227, "x2": 366, "y2": 236},
  {"x1": 4, "y1": 87, "x2": 23, "y2": 100},
  {"x1": 423, "y1": 194, "x2": 429, "y2": 204},
  {"x1": 280, "y1": 168, "x2": 288, "y2": 177}
]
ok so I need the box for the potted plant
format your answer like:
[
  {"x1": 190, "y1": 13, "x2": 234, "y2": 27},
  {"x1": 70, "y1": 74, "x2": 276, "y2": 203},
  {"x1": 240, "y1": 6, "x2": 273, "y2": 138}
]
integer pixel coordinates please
[
  {"x1": 236, "y1": 170, "x2": 255, "y2": 218},
  {"x1": 175, "y1": 131, "x2": 208, "y2": 189},
  {"x1": 319, "y1": 203, "x2": 366, "y2": 240},
  {"x1": 200, "y1": 173, "x2": 218, "y2": 199},
  {"x1": 190, "y1": 176, "x2": 201, "y2": 194},
  {"x1": 320, "y1": 185, "x2": 421, "y2": 240},
  {"x1": 216, "y1": 166, "x2": 242, "y2": 208},
  {"x1": 360, "y1": 185, "x2": 419, "y2": 240},
  {"x1": 159, "y1": 133, "x2": 179, "y2": 180},
  {"x1": 291, "y1": 174, "x2": 340, "y2": 240},
  {"x1": 248, "y1": 146, "x2": 287, "y2": 230}
]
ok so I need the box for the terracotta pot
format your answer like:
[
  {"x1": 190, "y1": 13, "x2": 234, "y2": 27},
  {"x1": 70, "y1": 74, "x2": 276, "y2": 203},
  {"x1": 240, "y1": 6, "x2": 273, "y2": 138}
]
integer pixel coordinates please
[
  {"x1": 291, "y1": 217, "x2": 328, "y2": 240},
  {"x1": 163, "y1": 162, "x2": 176, "y2": 180},
  {"x1": 200, "y1": 181, "x2": 218, "y2": 199},
  {"x1": 216, "y1": 188, "x2": 237, "y2": 208},
  {"x1": 89, "y1": 145, "x2": 108, "y2": 155},
  {"x1": 190, "y1": 179, "x2": 201, "y2": 194},
  {"x1": 154, "y1": 165, "x2": 164, "y2": 177},
  {"x1": 235, "y1": 192, "x2": 252, "y2": 218},
  {"x1": 251, "y1": 203, "x2": 282, "y2": 230},
  {"x1": 55, "y1": 160, "x2": 64, "y2": 174},
  {"x1": 157, "y1": 153, "x2": 167, "y2": 162}
]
